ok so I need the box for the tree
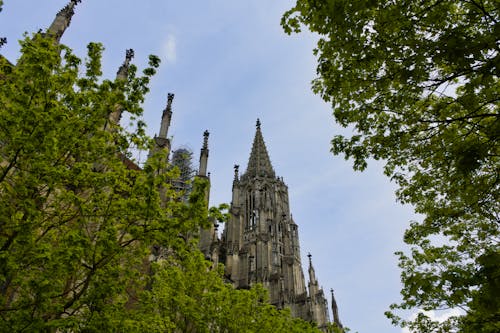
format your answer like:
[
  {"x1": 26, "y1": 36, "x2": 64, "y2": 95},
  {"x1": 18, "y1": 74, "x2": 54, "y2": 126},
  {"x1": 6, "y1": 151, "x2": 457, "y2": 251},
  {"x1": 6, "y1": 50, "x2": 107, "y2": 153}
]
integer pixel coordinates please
[
  {"x1": 0, "y1": 32, "x2": 170, "y2": 331},
  {"x1": 137, "y1": 247, "x2": 322, "y2": 333},
  {"x1": 282, "y1": 0, "x2": 499, "y2": 331}
]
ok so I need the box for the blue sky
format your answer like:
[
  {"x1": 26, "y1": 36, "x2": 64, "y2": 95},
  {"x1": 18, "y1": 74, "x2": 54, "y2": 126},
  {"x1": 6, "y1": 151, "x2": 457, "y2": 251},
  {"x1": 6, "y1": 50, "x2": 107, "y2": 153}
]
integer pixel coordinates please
[{"x1": 1, "y1": 1, "x2": 419, "y2": 332}]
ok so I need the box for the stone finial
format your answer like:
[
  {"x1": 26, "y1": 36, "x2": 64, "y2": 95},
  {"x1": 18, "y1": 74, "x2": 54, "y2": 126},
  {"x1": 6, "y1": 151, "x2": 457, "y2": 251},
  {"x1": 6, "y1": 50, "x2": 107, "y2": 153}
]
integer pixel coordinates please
[
  {"x1": 256, "y1": 118, "x2": 261, "y2": 129},
  {"x1": 158, "y1": 93, "x2": 174, "y2": 139},
  {"x1": 198, "y1": 130, "x2": 210, "y2": 177},
  {"x1": 116, "y1": 48, "x2": 134, "y2": 79},
  {"x1": 203, "y1": 130, "x2": 210, "y2": 150},
  {"x1": 234, "y1": 164, "x2": 240, "y2": 181},
  {"x1": 125, "y1": 49, "x2": 134, "y2": 62},
  {"x1": 307, "y1": 252, "x2": 312, "y2": 263},
  {"x1": 167, "y1": 93, "x2": 175, "y2": 108}
]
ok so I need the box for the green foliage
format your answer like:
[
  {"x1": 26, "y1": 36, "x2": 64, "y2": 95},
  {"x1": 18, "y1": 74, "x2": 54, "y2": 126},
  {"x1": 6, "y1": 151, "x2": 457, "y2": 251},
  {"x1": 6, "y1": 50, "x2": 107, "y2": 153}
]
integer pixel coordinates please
[
  {"x1": 0, "y1": 33, "x2": 165, "y2": 331},
  {"x1": 134, "y1": 248, "x2": 321, "y2": 333},
  {"x1": 458, "y1": 250, "x2": 500, "y2": 332},
  {"x1": 282, "y1": 0, "x2": 499, "y2": 331},
  {"x1": 0, "y1": 33, "x2": 320, "y2": 332}
]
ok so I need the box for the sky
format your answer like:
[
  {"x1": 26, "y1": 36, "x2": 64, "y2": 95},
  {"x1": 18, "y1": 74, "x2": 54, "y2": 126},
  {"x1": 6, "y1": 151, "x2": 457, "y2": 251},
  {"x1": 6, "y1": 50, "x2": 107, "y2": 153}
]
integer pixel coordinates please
[{"x1": 1, "y1": 1, "x2": 420, "y2": 332}]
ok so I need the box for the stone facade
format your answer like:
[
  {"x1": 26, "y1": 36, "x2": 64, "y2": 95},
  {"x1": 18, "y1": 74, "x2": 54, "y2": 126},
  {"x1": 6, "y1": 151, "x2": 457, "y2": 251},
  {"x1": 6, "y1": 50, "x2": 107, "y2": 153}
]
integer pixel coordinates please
[{"x1": 214, "y1": 120, "x2": 330, "y2": 330}]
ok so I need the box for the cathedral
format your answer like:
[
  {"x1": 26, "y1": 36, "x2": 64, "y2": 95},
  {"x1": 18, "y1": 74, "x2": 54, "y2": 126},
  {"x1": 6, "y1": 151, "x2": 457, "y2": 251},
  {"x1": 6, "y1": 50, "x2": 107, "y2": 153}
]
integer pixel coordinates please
[
  {"x1": 2, "y1": 1, "x2": 343, "y2": 330},
  {"x1": 201, "y1": 119, "x2": 333, "y2": 330}
]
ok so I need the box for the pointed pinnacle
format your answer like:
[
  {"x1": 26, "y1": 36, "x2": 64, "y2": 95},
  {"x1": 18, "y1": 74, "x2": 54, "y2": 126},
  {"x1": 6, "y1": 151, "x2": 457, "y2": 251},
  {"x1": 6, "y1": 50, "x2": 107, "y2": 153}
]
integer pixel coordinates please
[
  {"x1": 116, "y1": 48, "x2": 134, "y2": 79},
  {"x1": 48, "y1": 0, "x2": 82, "y2": 41},
  {"x1": 234, "y1": 164, "x2": 240, "y2": 181},
  {"x1": 203, "y1": 130, "x2": 210, "y2": 150},
  {"x1": 244, "y1": 119, "x2": 275, "y2": 179},
  {"x1": 167, "y1": 93, "x2": 175, "y2": 108}
]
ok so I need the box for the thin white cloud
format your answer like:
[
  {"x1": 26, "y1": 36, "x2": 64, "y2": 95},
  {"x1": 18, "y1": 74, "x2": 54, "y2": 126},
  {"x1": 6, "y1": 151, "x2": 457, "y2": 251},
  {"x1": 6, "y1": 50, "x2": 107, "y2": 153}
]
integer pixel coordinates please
[{"x1": 162, "y1": 34, "x2": 176, "y2": 64}]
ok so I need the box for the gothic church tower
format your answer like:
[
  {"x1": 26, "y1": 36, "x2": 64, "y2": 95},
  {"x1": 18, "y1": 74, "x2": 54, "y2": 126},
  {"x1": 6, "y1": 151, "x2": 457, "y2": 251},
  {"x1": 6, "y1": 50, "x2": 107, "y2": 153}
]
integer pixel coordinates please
[{"x1": 221, "y1": 120, "x2": 329, "y2": 329}]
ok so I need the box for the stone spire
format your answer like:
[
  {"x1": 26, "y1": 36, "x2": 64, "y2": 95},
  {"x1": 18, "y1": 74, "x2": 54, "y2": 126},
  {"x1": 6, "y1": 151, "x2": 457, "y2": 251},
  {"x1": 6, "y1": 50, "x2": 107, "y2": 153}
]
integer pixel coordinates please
[
  {"x1": 243, "y1": 119, "x2": 275, "y2": 179},
  {"x1": 47, "y1": 0, "x2": 82, "y2": 42},
  {"x1": 331, "y1": 289, "x2": 343, "y2": 330},
  {"x1": 158, "y1": 93, "x2": 174, "y2": 139},
  {"x1": 147, "y1": 93, "x2": 174, "y2": 165},
  {"x1": 308, "y1": 253, "x2": 330, "y2": 330},
  {"x1": 109, "y1": 49, "x2": 134, "y2": 124},
  {"x1": 116, "y1": 49, "x2": 134, "y2": 81},
  {"x1": 198, "y1": 130, "x2": 210, "y2": 177},
  {"x1": 151, "y1": 93, "x2": 174, "y2": 151},
  {"x1": 308, "y1": 253, "x2": 319, "y2": 296}
]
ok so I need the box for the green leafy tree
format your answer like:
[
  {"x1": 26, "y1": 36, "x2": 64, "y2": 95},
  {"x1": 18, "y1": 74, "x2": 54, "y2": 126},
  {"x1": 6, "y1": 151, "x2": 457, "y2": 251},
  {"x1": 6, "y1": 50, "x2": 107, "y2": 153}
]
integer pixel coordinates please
[
  {"x1": 138, "y1": 248, "x2": 322, "y2": 333},
  {"x1": 282, "y1": 0, "x2": 499, "y2": 331},
  {"x1": 0, "y1": 33, "x2": 168, "y2": 331}
]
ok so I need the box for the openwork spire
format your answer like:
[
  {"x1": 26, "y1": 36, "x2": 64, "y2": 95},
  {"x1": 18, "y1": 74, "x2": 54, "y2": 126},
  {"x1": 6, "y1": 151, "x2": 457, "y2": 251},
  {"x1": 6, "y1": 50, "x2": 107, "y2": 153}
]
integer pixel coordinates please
[
  {"x1": 47, "y1": 0, "x2": 82, "y2": 42},
  {"x1": 243, "y1": 119, "x2": 275, "y2": 179}
]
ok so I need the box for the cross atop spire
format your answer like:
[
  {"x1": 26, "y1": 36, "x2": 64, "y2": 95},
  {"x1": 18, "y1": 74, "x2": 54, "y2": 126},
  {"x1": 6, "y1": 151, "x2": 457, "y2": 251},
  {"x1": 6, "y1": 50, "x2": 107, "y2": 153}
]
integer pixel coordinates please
[
  {"x1": 243, "y1": 119, "x2": 275, "y2": 179},
  {"x1": 47, "y1": 0, "x2": 82, "y2": 42}
]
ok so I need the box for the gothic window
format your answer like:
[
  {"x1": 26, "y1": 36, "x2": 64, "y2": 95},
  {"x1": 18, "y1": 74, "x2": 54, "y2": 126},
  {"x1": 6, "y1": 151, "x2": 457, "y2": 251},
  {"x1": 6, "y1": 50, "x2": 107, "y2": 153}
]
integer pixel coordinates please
[{"x1": 246, "y1": 189, "x2": 257, "y2": 230}]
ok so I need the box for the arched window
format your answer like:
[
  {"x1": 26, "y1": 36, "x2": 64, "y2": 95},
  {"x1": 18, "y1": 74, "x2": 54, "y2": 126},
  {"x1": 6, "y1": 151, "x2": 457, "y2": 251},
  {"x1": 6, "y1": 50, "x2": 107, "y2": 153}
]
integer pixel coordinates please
[{"x1": 246, "y1": 189, "x2": 257, "y2": 230}]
